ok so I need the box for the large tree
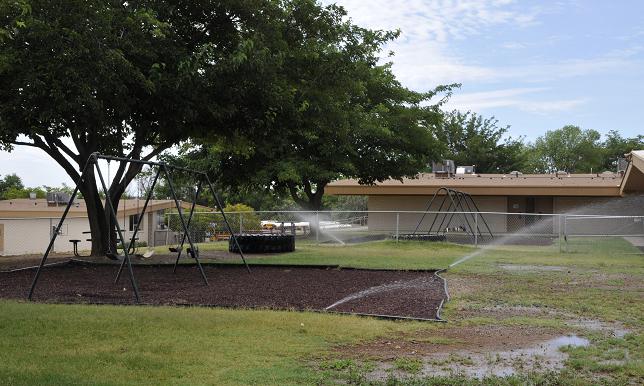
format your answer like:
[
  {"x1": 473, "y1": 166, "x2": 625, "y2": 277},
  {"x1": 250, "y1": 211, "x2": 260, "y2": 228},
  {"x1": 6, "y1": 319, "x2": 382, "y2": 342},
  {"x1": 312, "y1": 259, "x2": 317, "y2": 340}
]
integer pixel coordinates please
[
  {"x1": 600, "y1": 130, "x2": 644, "y2": 171},
  {"x1": 435, "y1": 111, "x2": 526, "y2": 173},
  {"x1": 0, "y1": 0, "x2": 302, "y2": 255},
  {"x1": 175, "y1": 2, "x2": 455, "y2": 210},
  {"x1": 527, "y1": 125, "x2": 603, "y2": 173}
]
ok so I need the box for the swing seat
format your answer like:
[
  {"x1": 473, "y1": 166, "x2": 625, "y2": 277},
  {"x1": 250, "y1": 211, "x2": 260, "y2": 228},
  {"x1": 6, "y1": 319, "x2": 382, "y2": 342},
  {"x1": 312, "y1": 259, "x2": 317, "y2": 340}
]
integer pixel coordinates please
[{"x1": 169, "y1": 246, "x2": 198, "y2": 258}]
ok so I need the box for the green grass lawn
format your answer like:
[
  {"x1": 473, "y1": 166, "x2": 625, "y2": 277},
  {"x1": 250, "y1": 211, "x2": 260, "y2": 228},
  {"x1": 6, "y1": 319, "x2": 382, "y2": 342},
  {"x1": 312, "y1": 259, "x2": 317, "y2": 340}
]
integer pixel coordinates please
[{"x1": 1, "y1": 238, "x2": 642, "y2": 385}]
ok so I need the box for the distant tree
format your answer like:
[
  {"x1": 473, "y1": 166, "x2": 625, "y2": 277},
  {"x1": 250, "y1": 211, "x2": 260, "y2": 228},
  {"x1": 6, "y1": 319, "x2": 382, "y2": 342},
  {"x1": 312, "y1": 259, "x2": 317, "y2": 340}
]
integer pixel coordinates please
[
  {"x1": 527, "y1": 125, "x2": 602, "y2": 173},
  {"x1": 0, "y1": 173, "x2": 23, "y2": 198},
  {"x1": 435, "y1": 111, "x2": 526, "y2": 173},
  {"x1": 600, "y1": 130, "x2": 644, "y2": 171},
  {"x1": 219, "y1": 203, "x2": 261, "y2": 233}
]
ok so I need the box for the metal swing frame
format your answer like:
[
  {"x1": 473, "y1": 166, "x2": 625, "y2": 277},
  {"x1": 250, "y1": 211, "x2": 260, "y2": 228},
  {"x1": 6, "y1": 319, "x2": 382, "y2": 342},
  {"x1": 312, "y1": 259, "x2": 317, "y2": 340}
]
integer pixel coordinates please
[
  {"x1": 411, "y1": 187, "x2": 494, "y2": 242},
  {"x1": 28, "y1": 153, "x2": 250, "y2": 303}
]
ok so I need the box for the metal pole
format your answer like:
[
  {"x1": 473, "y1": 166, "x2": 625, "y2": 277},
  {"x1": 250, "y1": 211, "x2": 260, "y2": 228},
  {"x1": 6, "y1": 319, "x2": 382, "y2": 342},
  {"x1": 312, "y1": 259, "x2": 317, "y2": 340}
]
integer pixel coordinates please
[
  {"x1": 49, "y1": 218, "x2": 53, "y2": 252},
  {"x1": 115, "y1": 167, "x2": 161, "y2": 283},
  {"x1": 395, "y1": 212, "x2": 400, "y2": 242},
  {"x1": 558, "y1": 215, "x2": 562, "y2": 253},
  {"x1": 239, "y1": 212, "x2": 243, "y2": 234},
  {"x1": 464, "y1": 194, "x2": 494, "y2": 238},
  {"x1": 94, "y1": 158, "x2": 141, "y2": 302},
  {"x1": 564, "y1": 215, "x2": 568, "y2": 253},
  {"x1": 28, "y1": 157, "x2": 92, "y2": 300},
  {"x1": 163, "y1": 165, "x2": 208, "y2": 285},
  {"x1": 173, "y1": 181, "x2": 202, "y2": 273},
  {"x1": 315, "y1": 211, "x2": 320, "y2": 243},
  {"x1": 202, "y1": 173, "x2": 251, "y2": 273},
  {"x1": 474, "y1": 212, "x2": 479, "y2": 247},
  {"x1": 412, "y1": 188, "x2": 444, "y2": 235},
  {"x1": 165, "y1": 213, "x2": 170, "y2": 246}
]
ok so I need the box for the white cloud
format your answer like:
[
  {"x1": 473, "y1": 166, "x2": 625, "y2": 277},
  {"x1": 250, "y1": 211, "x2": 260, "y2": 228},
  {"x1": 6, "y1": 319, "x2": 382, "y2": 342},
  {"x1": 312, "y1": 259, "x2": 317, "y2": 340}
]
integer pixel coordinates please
[
  {"x1": 327, "y1": 0, "x2": 540, "y2": 43},
  {"x1": 444, "y1": 87, "x2": 587, "y2": 114},
  {"x1": 501, "y1": 42, "x2": 526, "y2": 49},
  {"x1": 520, "y1": 98, "x2": 588, "y2": 114},
  {"x1": 326, "y1": 0, "x2": 638, "y2": 89}
]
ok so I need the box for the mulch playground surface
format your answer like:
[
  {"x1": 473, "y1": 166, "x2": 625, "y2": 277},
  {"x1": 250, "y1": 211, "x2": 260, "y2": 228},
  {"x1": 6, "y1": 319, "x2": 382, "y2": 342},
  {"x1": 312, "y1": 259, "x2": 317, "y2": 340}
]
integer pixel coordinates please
[{"x1": 0, "y1": 261, "x2": 446, "y2": 320}]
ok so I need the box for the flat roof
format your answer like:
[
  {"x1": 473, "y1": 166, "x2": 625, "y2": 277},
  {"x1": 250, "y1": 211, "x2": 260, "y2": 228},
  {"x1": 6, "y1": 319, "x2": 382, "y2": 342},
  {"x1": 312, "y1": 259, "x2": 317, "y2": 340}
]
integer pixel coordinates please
[
  {"x1": 0, "y1": 199, "x2": 205, "y2": 218},
  {"x1": 327, "y1": 151, "x2": 644, "y2": 197}
]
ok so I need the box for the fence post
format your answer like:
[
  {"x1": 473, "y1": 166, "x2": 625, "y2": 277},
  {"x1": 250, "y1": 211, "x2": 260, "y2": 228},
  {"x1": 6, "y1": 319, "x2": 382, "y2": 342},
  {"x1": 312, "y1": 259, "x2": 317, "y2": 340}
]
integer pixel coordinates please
[
  {"x1": 315, "y1": 211, "x2": 320, "y2": 243},
  {"x1": 474, "y1": 212, "x2": 478, "y2": 247},
  {"x1": 558, "y1": 215, "x2": 562, "y2": 253},
  {"x1": 564, "y1": 215, "x2": 568, "y2": 253},
  {"x1": 239, "y1": 212, "x2": 243, "y2": 234},
  {"x1": 165, "y1": 213, "x2": 170, "y2": 246},
  {"x1": 395, "y1": 212, "x2": 399, "y2": 242}
]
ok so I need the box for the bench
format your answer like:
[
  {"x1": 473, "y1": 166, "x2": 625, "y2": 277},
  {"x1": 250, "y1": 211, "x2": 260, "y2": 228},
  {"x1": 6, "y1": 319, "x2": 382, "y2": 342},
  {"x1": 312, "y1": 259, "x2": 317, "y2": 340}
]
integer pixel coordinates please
[{"x1": 69, "y1": 239, "x2": 83, "y2": 257}]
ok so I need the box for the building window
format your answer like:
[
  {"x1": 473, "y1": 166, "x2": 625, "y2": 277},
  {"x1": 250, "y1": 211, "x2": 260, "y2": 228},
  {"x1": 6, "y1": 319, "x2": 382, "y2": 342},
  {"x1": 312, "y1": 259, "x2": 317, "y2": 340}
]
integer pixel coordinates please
[{"x1": 129, "y1": 214, "x2": 143, "y2": 231}]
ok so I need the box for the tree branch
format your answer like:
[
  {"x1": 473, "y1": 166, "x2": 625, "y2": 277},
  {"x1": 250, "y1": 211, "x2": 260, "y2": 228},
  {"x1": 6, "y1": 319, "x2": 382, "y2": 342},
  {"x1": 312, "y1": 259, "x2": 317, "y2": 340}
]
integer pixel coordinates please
[
  {"x1": 11, "y1": 141, "x2": 39, "y2": 148},
  {"x1": 43, "y1": 133, "x2": 79, "y2": 163},
  {"x1": 28, "y1": 136, "x2": 81, "y2": 182},
  {"x1": 286, "y1": 182, "x2": 308, "y2": 208}
]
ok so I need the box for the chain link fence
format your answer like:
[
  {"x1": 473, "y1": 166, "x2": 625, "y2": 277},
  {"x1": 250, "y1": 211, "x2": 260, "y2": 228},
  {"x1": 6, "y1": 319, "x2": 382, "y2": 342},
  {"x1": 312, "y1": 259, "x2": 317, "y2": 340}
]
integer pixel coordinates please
[{"x1": 1, "y1": 211, "x2": 643, "y2": 256}]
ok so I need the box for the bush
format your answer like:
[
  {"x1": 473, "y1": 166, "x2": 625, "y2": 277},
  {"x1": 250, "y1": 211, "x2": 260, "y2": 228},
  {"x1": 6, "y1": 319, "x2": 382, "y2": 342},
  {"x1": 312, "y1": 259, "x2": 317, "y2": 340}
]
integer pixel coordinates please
[{"x1": 218, "y1": 203, "x2": 261, "y2": 233}]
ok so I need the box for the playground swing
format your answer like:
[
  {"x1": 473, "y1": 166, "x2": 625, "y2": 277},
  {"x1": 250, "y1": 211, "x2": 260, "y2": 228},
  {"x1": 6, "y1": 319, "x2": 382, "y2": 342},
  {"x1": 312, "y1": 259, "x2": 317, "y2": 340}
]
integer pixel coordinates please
[
  {"x1": 397, "y1": 187, "x2": 494, "y2": 243},
  {"x1": 166, "y1": 177, "x2": 202, "y2": 264},
  {"x1": 28, "y1": 153, "x2": 250, "y2": 303}
]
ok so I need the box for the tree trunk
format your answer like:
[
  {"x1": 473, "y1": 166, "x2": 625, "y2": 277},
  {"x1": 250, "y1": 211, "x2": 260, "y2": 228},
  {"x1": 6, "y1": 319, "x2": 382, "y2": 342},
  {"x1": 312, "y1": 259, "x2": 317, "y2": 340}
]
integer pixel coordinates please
[
  {"x1": 75, "y1": 160, "x2": 143, "y2": 258},
  {"x1": 77, "y1": 168, "x2": 112, "y2": 257},
  {"x1": 287, "y1": 180, "x2": 327, "y2": 211}
]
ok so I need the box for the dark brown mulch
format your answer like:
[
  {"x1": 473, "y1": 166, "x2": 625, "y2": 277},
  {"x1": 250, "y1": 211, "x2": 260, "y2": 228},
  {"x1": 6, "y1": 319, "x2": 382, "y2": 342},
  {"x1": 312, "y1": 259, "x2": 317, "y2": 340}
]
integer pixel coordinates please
[{"x1": 0, "y1": 262, "x2": 446, "y2": 320}]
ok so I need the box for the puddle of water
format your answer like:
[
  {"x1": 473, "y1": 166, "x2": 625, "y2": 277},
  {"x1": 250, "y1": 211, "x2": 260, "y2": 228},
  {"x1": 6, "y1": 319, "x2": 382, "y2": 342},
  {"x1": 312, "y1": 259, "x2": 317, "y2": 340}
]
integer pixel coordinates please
[
  {"x1": 498, "y1": 264, "x2": 567, "y2": 272},
  {"x1": 547, "y1": 335, "x2": 590, "y2": 348},
  {"x1": 567, "y1": 319, "x2": 630, "y2": 338},
  {"x1": 367, "y1": 335, "x2": 590, "y2": 381}
]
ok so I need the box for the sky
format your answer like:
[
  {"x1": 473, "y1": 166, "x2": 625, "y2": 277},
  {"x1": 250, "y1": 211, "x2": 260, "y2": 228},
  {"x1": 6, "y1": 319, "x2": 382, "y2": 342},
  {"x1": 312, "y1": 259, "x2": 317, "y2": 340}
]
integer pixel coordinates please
[{"x1": 1, "y1": 0, "x2": 643, "y2": 187}]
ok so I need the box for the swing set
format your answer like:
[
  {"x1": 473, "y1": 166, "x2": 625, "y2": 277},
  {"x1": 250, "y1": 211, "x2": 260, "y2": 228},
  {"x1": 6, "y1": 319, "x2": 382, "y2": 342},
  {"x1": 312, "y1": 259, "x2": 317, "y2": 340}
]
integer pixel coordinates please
[
  {"x1": 28, "y1": 153, "x2": 250, "y2": 303},
  {"x1": 400, "y1": 187, "x2": 494, "y2": 242}
]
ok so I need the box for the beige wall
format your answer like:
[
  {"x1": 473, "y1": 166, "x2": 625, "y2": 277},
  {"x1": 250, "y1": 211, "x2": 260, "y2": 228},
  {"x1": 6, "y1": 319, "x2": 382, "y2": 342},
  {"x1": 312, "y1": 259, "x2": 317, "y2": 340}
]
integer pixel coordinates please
[
  {"x1": 554, "y1": 196, "x2": 644, "y2": 235},
  {"x1": 367, "y1": 195, "x2": 507, "y2": 233},
  {"x1": 365, "y1": 194, "x2": 644, "y2": 236},
  {"x1": 0, "y1": 213, "x2": 157, "y2": 256}
]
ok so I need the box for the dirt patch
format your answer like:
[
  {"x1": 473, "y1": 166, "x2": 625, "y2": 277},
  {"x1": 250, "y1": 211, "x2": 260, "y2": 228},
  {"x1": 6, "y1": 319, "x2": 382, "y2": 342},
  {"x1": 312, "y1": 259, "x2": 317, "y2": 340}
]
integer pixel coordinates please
[
  {"x1": 0, "y1": 261, "x2": 446, "y2": 320},
  {"x1": 338, "y1": 325, "x2": 564, "y2": 360}
]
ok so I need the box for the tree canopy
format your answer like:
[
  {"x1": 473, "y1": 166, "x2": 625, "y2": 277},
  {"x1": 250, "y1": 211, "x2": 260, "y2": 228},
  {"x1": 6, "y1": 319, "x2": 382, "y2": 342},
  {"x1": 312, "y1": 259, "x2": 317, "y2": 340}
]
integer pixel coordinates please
[
  {"x1": 435, "y1": 111, "x2": 526, "y2": 173},
  {"x1": 172, "y1": 2, "x2": 456, "y2": 210},
  {"x1": 526, "y1": 126, "x2": 642, "y2": 173},
  {"x1": 1, "y1": 0, "x2": 360, "y2": 253}
]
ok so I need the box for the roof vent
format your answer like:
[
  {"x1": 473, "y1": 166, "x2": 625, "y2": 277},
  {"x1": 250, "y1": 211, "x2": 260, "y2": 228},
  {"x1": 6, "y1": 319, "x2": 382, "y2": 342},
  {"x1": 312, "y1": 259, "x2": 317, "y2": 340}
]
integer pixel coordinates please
[
  {"x1": 456, "y1": 165, "x2": 475, "y2": 175},
  {"x1": 555, "y1": 171, "x2": 568, "y2": 177},
  {"x1": 432, "y1": 160, "x2": 456, "y2": 178},
  {"x1": 47, "y1": 191, "x2": 71, "y2": 206},
  {"x1": 29, "y1": 192, "x2": 37, "y2": 200}
]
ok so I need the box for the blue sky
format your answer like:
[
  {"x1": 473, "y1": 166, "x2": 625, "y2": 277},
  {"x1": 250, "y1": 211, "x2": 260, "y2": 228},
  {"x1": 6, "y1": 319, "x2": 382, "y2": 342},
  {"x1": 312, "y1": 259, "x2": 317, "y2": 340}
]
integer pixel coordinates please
[
  {"x1": 1, "y1": 0, "x2": 643, "y2": 186},
  {"x1": 327, "y1": 0, "x2": 644, "y2": 141}
]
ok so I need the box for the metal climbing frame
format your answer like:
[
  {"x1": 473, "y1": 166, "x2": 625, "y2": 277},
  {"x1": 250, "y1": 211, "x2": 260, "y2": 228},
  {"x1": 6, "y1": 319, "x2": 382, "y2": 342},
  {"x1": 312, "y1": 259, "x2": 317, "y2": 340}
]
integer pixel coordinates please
[
  {"x1": 28, "y1": 153, "x2": 251, "y2": 303},
  {"x1": 411, "y1": 187, "x2": 494, "y2": 242}
]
